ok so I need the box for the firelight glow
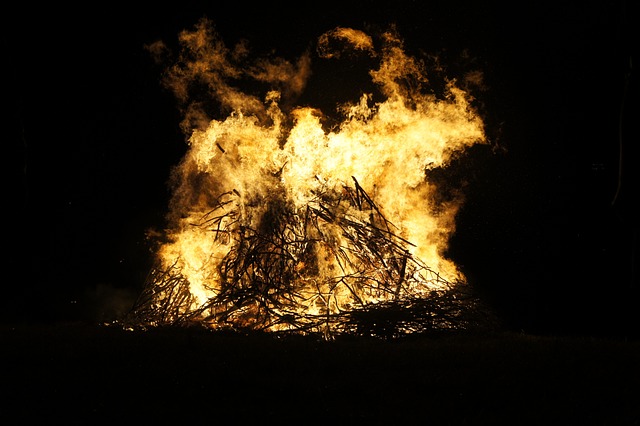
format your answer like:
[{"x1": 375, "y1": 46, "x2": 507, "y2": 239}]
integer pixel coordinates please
[{"x1": 134, "y1": 19, "x2": 487, "y2": 335}]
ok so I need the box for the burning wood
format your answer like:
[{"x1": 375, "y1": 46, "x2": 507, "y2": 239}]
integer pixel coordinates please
[{"x1": 127, "y1": 178, "x2": 494, "y2": 337}]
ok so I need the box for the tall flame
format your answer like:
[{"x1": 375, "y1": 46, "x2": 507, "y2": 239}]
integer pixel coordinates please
[{"x1": 135, "y1": 19, "x2": 487, "y2": 334}]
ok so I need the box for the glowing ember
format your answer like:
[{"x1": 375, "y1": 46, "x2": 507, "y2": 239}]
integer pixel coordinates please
[{"x1": 128, "y1": 19, "x2": 488, "y2": 337}]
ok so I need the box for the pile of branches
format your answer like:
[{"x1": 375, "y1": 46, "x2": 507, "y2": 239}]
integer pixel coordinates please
[{"x1": 124, "y1": 177, "x2": 497, "y2": 338}]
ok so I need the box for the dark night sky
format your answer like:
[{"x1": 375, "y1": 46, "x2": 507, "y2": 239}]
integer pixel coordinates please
[{"x1": 4, "y1": 1, "x2": 637, "y2": 336}]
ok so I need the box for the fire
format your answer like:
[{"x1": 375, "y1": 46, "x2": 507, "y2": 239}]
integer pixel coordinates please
[{"x1": 129, "y1": 19, "x2": 487, "y2": 336}]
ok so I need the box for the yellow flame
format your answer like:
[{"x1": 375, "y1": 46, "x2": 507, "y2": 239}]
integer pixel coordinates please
[{"x1": 148, "y1": 20, "x2": 486, "y2": 330}]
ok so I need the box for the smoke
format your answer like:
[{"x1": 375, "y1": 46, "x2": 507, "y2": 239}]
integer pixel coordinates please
[{"x1": 83, "y1": 283, "x2": 137, "y2": 322}]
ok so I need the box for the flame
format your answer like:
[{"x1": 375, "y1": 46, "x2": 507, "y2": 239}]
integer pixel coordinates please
[{"x1": 136, "y1": 19, "x2": 487, "y2": 334}]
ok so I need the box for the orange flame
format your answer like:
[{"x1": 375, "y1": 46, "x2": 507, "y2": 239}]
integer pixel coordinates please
[{"x1": 141, "y1": 19, "x2": 486, "y2": 333}]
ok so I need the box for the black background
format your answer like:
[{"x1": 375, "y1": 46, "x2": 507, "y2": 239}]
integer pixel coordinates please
[{"x1": 4, "y1": 1, "x2": 637, "y2": 337}]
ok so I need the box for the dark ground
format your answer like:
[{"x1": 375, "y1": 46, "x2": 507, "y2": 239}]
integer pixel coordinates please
[{"x1": 1, "y1": 322, "x2": 639, "y2": 424}]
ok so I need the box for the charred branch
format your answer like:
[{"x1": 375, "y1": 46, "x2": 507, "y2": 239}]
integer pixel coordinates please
[{"x1": 124, "y1": 180, "x2": 496, "y2": 338}]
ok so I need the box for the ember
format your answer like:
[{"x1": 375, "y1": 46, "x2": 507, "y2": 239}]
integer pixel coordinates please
[{"x1": 126, "y1": 19, "x2": 494, "y2": 338}]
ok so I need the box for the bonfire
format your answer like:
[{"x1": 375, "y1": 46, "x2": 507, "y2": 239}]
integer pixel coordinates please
[{"x1": 124, "y1": 19, "x2": 496, "y2": 338}]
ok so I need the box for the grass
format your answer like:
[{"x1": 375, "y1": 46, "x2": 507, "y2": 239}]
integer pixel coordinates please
[{"x1": 2, "y1": 321, "x2": 639, "y2": 425}]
